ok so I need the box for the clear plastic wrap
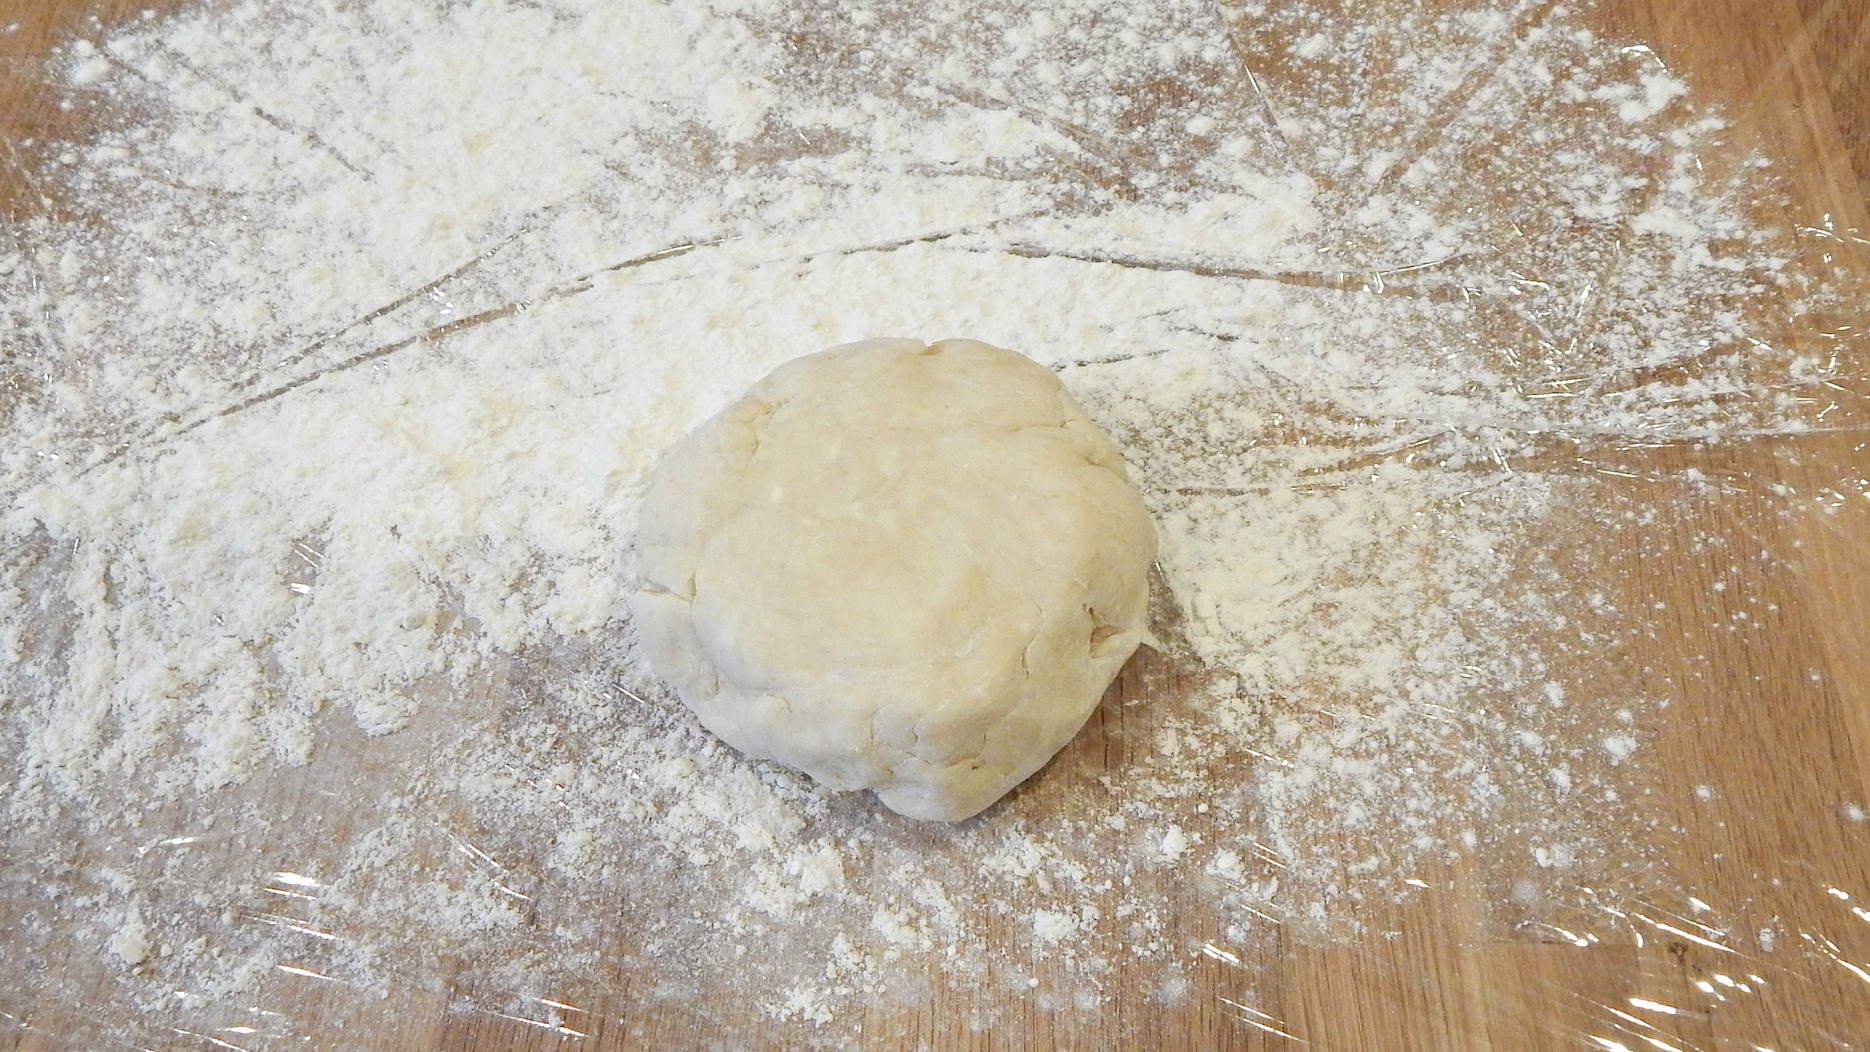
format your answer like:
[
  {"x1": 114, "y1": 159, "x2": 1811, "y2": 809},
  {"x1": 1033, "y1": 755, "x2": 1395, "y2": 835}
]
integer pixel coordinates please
[{"x1": 1, "y1": 0, "x2": 1866, "y2": 1047}]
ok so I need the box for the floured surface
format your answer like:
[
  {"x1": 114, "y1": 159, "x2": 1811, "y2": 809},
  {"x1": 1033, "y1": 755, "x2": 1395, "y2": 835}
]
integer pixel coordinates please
[{"x1": 2, "y1": 0, "x2": 1868, "y2": 1046}]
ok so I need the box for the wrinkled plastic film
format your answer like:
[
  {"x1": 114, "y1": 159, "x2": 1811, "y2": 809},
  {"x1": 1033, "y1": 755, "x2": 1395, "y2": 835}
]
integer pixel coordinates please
[{"x1": 1, "y1": 0, "x2": 1867, "y2": 1047}]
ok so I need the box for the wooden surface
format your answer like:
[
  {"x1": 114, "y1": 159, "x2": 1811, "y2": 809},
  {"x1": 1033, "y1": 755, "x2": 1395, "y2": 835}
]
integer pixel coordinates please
[{"x1": 3, "y1": 0, "x2": 1869, "y2": 1049}]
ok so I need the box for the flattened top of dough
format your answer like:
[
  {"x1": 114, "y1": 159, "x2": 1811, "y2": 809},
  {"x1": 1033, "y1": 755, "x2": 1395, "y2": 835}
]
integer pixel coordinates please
[{"x1": 631, "y1": 338, "x2": 1156, "y2": 820}]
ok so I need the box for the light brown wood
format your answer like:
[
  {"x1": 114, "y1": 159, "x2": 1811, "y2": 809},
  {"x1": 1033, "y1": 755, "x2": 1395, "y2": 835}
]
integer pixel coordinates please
[{"x1": 1, "y1": 0, "x2": 1866, "y2": 1049}]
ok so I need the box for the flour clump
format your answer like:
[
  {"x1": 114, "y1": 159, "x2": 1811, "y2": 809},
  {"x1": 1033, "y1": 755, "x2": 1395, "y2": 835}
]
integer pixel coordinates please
[{"x1": 629, "y1": 338, "x2": 1157, "y2": 821}]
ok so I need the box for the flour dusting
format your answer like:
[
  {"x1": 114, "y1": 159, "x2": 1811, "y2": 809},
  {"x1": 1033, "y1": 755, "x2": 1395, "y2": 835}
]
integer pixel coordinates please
[{"x1": 0, "y1": 0, "x2": 1851, "y2": 1040}]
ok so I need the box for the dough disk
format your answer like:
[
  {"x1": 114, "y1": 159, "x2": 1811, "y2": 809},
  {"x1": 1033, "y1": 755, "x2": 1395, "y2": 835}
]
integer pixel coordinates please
[{"x1": 629, "y1": 338, "x2": 1156, "y2": 821}]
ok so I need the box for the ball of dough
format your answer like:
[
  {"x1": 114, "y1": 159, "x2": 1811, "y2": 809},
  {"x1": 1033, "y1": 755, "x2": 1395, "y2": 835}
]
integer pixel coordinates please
[{"x1": 629, "y1": 338, "x2": 1156, "y2": 821}]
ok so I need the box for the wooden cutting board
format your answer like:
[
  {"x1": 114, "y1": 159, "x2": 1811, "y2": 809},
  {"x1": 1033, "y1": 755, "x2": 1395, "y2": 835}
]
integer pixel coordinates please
[{"x1": 2, "y1": 0, "x2": 1866, "y2": 1048}]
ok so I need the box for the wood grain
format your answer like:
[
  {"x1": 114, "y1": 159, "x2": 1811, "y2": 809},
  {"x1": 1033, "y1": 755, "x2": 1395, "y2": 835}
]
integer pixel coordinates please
[
  {"x1": 1, "y1": 0, "x2": 1866, "y2": 1049},
  {"x1": 0, "y1": 0, "x2": 176, "y2": 217}
]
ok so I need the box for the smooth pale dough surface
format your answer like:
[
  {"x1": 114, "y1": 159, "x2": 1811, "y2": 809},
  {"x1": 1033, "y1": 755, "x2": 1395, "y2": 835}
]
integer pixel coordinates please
[{"x1": 629, "y1": 338, "x2": 1157, "y2": 821}]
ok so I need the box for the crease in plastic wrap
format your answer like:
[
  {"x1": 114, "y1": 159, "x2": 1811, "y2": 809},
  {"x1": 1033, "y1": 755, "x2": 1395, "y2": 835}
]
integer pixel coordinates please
[{"x1": 1, "y1": 0, "x2": 1867, "y2": 1046}]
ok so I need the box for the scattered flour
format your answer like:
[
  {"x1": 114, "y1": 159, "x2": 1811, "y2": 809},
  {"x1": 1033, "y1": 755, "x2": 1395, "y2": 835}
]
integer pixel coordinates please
[
  {"x1": 108, "y1": 912, "x2": 153, "y2": 967},
  {"x1": 0, "y1": 0, "x2": 1855, "y2": 1041}
]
